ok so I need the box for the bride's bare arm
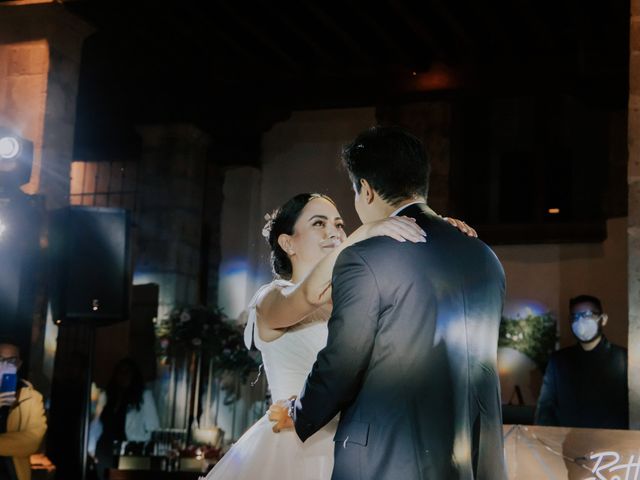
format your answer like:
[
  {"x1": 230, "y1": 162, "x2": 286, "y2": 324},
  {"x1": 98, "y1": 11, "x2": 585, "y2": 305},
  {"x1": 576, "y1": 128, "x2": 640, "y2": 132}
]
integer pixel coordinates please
[
  {"x1": 259, "y1": 215, "x2": 477, "y2": 330},
  {"x1": 258, "y1": 216, "x2": 426, "y2": 330}
]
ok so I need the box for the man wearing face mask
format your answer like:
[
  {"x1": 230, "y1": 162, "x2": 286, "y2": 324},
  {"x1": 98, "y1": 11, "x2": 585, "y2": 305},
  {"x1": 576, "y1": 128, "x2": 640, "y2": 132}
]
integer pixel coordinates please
[{"x1": 534, "y1": 295, "x2": 628, "y2": 429}]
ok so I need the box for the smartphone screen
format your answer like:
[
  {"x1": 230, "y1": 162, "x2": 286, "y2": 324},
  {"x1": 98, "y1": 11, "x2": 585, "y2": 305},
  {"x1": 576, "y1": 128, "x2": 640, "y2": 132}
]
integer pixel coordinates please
[{"x1": 0, "y1": 373, "x2": 17, "y2": 394}]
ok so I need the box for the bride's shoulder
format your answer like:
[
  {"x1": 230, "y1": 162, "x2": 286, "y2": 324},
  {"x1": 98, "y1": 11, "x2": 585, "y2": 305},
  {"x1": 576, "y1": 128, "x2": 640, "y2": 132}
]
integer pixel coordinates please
[
  {"x1": 246, "y1": 279, "x2": 296, "y2": 346},
  {"x1": 249, "y1": 279, "x2": 295, "y2": 309}
]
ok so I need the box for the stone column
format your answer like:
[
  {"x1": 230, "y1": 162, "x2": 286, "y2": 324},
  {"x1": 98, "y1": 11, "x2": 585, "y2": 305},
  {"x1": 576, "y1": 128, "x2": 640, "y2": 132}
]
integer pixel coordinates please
[
  {"x1": 217, "y1": 166, "x2": 263, "y2": 319},
  {"x1": 0, "y1": 1, "x2": 92, "y2": 208},
  {"x1": 628, "y1": 0, "x2": 640, "y2": 429},
  {"x1": 135, "y1": 124, "x2": 214, "y2": 320}
]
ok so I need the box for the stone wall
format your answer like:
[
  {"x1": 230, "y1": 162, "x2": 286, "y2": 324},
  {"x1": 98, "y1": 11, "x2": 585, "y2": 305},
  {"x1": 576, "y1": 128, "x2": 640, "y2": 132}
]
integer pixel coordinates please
[
  {"x1": 134, "y1": 124, "x2": 221, "y2": 320},
  {"x1": 0, "y1": 2, "x2": 91, "y2": 208},
  {"x1": 0, "y1": 2, "x2": 90, "y2": 385}
]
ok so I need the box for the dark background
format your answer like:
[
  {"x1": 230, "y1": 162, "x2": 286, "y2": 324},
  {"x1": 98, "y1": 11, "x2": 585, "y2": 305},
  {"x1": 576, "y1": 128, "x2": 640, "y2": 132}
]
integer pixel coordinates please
[{"x1": 63, "y1": 0, "x2": 629, "y2": 239}]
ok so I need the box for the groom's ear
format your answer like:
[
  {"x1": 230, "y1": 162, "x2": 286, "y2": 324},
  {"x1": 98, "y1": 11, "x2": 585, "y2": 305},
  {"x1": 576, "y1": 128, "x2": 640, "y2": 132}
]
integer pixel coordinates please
[
  {"x1": 277, "y1": 234, "x2": 294, "y2": 255},
  {"x1": 361, "y1": 179, "x2": 375, "y2": 205}
]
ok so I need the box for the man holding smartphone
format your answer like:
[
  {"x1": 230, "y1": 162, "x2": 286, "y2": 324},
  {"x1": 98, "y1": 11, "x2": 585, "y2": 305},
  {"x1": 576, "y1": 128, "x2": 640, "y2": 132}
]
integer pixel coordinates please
[{"x1": 0, "y1": 337, "x2": 46, "y2": 480}]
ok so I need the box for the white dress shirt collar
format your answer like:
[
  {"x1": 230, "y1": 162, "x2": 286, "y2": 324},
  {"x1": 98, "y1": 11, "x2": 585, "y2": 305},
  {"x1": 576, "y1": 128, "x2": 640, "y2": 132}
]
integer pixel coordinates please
[{"x1": 390, "y1": 201, "x2": 426, "y2": 217}]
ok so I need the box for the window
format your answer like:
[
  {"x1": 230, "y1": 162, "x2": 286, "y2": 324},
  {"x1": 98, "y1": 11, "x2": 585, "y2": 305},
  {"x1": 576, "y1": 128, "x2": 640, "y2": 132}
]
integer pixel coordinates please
[{"x1": 70, "y1": 161, "x2": 138, "y2": 210}]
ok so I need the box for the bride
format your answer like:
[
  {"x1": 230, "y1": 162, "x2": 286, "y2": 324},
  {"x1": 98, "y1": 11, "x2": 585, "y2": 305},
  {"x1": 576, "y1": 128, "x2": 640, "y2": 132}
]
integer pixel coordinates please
[{"x1": 203, "y1": 192, "x2": 474, "y2": 480}]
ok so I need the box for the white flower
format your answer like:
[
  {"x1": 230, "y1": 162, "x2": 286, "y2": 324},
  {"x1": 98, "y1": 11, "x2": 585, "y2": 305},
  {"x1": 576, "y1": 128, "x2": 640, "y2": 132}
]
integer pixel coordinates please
[
  {"x1": 262, "y1": 210, "x2": 278, "y2": 239},
  {"x1": 180, "y1": 311, "x2": 191, "y2": 323}
]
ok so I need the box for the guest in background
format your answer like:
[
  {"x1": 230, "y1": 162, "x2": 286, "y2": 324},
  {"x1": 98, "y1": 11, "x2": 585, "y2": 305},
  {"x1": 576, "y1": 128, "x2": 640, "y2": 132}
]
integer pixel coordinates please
[
  {"x1": 89, "y1": 358, "x2": 159, "y2": 479},
  {"x1": 0, "y1": 336, "x2": 47, "y2": 480},
  {"x1": 535, "y1": 294, "x2": 628, "y2": 429}
]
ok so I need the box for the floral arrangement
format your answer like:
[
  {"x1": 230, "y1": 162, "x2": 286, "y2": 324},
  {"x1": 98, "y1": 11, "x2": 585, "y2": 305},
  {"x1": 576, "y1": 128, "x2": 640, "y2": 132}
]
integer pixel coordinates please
[
  {"x1": 499, "y1": 312, "x2": 557, "y2": 371},
  {"x1": 156, "y1": 306, "x2": 260, "y2": 380}
]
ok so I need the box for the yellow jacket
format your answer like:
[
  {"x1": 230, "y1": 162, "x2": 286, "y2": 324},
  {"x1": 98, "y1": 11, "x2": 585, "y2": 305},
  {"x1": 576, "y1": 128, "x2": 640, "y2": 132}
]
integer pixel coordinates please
[{"x1": 0, "y1": 381, "x2": 47, "y2": 480}]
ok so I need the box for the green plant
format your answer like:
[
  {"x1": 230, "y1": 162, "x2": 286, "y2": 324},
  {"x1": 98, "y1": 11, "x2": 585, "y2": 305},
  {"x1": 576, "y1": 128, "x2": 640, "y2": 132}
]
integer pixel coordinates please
[
  {"x1": 499, "y1": 312, "x2": 557, "y2": 371},
  {"x1": 156, "y1": 306, "x2": 260, "y2": 381}
]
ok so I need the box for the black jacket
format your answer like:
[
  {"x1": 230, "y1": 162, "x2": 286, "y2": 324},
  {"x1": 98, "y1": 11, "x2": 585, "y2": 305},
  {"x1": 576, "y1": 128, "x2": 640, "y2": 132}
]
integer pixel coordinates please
[
  {"x1": 293, "y1": 204, "x2": 508, "y2": 480},
  {"x1": 535, "y1": 337, "x2": 628, "y2": 429}
]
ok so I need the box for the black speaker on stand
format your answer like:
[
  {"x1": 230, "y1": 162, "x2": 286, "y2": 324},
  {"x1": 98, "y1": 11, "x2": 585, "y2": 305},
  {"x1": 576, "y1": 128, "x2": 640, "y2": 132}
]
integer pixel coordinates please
[{"x1": 47, "y1": 206, "x2": 131, "y2": 480}]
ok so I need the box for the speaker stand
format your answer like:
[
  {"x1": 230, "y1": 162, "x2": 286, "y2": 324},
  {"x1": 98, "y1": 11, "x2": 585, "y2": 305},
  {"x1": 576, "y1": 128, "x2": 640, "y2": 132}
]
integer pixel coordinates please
[{"x1": 48, "y1": 321, "x2": 95, "y2": 480}]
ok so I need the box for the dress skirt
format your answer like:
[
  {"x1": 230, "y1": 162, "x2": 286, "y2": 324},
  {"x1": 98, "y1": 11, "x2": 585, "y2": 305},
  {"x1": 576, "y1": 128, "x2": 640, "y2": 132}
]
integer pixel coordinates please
[{"x1": 202, "y1": 414, "x2": 337, "y2": 480}]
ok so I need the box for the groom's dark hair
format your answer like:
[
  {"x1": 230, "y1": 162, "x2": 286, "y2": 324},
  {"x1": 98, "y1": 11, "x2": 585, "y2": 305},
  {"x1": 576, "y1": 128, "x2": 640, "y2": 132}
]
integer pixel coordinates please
[{"x1": 342, "y1": 126, "x2": 430, "y2": 206}]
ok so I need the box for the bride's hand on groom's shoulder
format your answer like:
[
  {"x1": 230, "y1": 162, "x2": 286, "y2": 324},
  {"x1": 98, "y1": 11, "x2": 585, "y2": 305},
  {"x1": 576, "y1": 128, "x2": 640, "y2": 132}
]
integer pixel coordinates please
[
  {"x1": 268, "y1": 397, "x2": 296, "y2": 433},
  {"x1": 358, "y1": 216, "x2": 427, "y2": 244},
  {"x1": 442, "y1": 216, "x2": 478, "y2": 238}
]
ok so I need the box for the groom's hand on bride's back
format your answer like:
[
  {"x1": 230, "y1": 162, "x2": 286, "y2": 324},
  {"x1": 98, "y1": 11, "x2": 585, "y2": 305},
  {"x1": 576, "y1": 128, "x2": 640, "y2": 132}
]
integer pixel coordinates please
[{"x1": 268, "y1": 397, "x2": 296, "y2": 433}]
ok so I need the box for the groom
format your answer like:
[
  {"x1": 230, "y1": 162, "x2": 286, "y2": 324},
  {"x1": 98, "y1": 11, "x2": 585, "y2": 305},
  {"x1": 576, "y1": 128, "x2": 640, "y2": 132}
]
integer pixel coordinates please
[{"x1": 270, "y1": 126, "x2": 507, "y2": 479}]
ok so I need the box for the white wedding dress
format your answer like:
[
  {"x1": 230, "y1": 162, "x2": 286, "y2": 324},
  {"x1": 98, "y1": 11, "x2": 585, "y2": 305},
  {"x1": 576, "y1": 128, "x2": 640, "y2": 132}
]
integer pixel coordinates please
[{"x1": 202, "y1": 280, "x2": 337, "y2": 480}]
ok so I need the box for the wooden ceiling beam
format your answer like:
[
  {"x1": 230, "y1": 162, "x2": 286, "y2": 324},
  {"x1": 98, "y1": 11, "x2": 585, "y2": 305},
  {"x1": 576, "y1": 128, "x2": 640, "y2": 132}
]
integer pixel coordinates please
[
  {"x1": 387, "y1": 0, "x2": 446, "y2": 61},
  {"x1": 346, "y1": 0, "x2": 415, "y2": 67},
  {"x1": 218, "y1": 0, "x2": 300, "y2": 73},
  {"x1": 428, "y1": 0, "x2": 476, "y2": 57},
  {"x1": 146, "y1": 4, "x2": 263, "y2": 83},
  {"x1": 265, "y1": 0, "x2": 336, "y2": 68},
  {"x1": 510, "y1": 0, "x2": 555, "y2": 50},
  {"x1": 212, "y1": 28, "x2": 262, "y2": 66},
  {"x1": 155, "y1": 5, "x2": 242, "y2": 70},
  {"x1": 299, "y1": 0, "x2": 374, "y2": 66}
]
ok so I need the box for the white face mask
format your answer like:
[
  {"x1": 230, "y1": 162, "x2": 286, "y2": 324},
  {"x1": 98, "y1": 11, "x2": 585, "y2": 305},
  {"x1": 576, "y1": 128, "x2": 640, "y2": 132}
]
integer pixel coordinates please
[{"x1": 571, "y1": 317, "x2": 601, "y2": 343}]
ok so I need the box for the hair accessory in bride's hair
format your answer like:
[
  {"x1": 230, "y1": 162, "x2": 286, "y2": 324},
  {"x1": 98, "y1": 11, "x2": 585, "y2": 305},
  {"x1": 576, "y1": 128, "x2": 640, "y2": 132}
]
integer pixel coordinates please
[{"x1": 262, "y1": 210, "x2": 278, "y2": 240}]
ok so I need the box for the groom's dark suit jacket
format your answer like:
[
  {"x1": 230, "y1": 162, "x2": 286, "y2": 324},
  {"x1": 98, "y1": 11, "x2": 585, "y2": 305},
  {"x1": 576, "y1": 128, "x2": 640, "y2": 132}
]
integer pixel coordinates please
[{"x1": 293, "y1": 204, "x2": 507, "y2": 480}]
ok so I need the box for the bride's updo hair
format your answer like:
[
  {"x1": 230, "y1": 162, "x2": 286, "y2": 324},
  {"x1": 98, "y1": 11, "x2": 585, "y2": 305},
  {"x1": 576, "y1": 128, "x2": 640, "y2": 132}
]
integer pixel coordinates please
[{"x1": 263, "y1": 193, "x2": 336, "y2": 279}]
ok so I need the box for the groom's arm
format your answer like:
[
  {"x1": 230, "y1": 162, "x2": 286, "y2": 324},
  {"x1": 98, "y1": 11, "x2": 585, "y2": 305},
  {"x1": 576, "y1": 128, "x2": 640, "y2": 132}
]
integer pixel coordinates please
[{"x1": 293, "y1": 245, "x2": 380, "y2": 442}]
